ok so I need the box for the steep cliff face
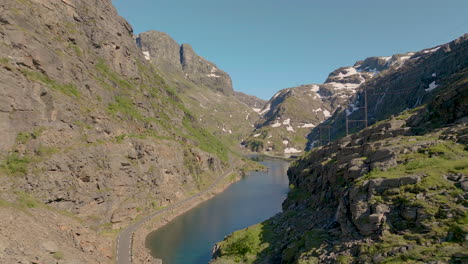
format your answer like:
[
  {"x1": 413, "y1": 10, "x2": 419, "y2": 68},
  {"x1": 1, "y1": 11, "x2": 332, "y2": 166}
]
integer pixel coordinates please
[
  {"x1": 0, "y1": 0, "x2": 237, "y2": 262},
  {"x1": 212, "y1": 72, "x2": 468, "y2": 263},
  {"x1": 137, "y1": 30, "x2": 264, "y2": 147},
  {"x1": 137, "y1": 30, "x2": 233, "y2": 95}
]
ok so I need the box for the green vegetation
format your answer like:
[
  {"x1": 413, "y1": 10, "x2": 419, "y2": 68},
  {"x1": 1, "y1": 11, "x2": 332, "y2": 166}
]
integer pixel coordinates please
[
  {"x1": 215, "y1": 221, "x2": 278, "y2": 263},
  {"x1": 15, "y1": 127, "x2": 45, "y2": 144},
  {"x1": 0, "y1": 153, "x2": 31, "y2": 176},
  {"x1": 107, "y1": 96, "x2": 143, "y2": 121},
  {"x1": 245, "y1": 139, "x2": 264, "y2": 152},
  {"x1": 21, "y1": 69, "x2": 80, "y2": 97},
  {"x1": 35, "y1": 145, "x2": 59, "y2": 157},
  {"x1": 0, "y1": 57, "x2": 10, "y2": 65},
  {"x1": 16, "y1": 191, "x2": 41, "y2": 208},
  {"x1": 68, "y1": 43, "x2": 83, "y2": 57},
  {"x1": 183, "y1": 115, "x2": 228, "y2": 162},
  {"x1": 353, "y1": 140, "x2": 468, "y2": 263},
  {"x1": 357, "y1": 141, "x2": 467, "y2": 187},
  {"x1": 52, "y1": 251, "x2": 64, "y2": 260},
  {"x1": 16, "y1": 132, "x2": 32, "y2": 144},
  {"x1": 96, "y1": 59, "x2": 135, "y2": 91}
]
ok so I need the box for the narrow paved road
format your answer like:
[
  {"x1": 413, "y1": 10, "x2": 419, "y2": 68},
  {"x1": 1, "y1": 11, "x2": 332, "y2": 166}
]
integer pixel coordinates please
[{"x1": 116, "y1": 164, "x2": 237, "y2": 264}]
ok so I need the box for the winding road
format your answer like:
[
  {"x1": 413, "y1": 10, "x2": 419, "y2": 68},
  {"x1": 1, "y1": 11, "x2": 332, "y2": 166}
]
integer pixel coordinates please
[{"x1": 116, "y1": 164, "x2": 237, "y2": 264}]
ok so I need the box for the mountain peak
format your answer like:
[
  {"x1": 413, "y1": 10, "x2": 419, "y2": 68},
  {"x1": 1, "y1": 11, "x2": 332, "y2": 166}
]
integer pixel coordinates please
[{"x1": 137, "y1": 31, "x2": 233, "y2": 95}]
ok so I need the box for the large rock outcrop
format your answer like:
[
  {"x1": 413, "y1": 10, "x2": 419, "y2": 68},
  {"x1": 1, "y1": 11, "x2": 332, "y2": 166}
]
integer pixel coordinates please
[{"x1": 137, "y1": 30, "x2": 233, "y2": 95}]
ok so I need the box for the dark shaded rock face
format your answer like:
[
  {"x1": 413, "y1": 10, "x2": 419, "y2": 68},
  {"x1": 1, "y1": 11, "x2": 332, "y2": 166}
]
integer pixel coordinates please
[{"x1": 137, "y1": 31, "x2": 233, "y2": 95}]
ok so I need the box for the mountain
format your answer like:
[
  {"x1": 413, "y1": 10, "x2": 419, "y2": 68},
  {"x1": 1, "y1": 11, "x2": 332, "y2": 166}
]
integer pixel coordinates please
[
  {"x1": 0, "y1": 0, "x2": 249, "y2": 262},
  {"x1": 243, "y1": 35, "x2": 467, "y2": 157},
  {"x1": 234, "y1": 91, "x2": 267, "y2": 109},
  {"x1": 307, "y1": 34, "x2": 468, "y2": 147},
  {"x1": 136, "y1": 30, "x2": 265, "y2": 148},
  {"x1": 211, "y1": 52, "x2": 468, "y2": 263},
  {"x1": 137, "y1": 30, "x2": 233, "y2": 95},
  {"x1": 242, "y1": 52, "x2": 416, "y2": 155}
]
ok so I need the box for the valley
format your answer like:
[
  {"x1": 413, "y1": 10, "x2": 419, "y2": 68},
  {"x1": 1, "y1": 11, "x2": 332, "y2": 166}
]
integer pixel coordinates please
[{"x1": 0, "y1": 0, "x2": 466, "y2": 264}]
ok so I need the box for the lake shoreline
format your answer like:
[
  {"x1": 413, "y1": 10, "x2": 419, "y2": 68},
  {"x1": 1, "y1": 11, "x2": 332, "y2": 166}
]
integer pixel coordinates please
[
  {"x1": 134, "y1": 157, "x2": 290, "y2": 264},
  {"x1": 132, "y1": 161, "x2": 257, "y2": 263}
]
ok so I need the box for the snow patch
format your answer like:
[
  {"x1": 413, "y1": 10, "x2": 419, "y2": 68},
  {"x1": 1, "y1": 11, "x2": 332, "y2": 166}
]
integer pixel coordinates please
[
  {"x1": 328, "y1": 82, "x2": 361, "y2": 90},
  {"x1": 282, "y1": 140, "x2": 289, "y2": 145},
  {"x1": 207, "y1": 73, "x2": 221, "y2": 78},
  {"x1": 346, "y1": 104, "x2": 359, "y2": 116},
  {"x1": 337, "y1": 67, "x2": 358, "y2": 78},
  {"x1": 399, "y1": 56, "x2": 411, "y2": 61},
  {"x1": 142, "y1": 51, "x2": 150, "y2": 61},
  {"x1": 425, "y1": 81, "x2": 438, "y2": 92},
  {"x1": 259, "y1": 104, "x2": 271, "y2": 115},
  {"x1": 284, "y1": 147, "x2": 302, "y2": 154},
  {"x1": 283, "y1": 118, "x2": 291, "y2": 125},
  {"x1": 310, "y1": 85, "x2": 320, "y2": 92},
  {"x1": 252, "y1": 108, "x2": 261, "y2": 113},
  {"x1": 423, "y1": 47, "x2": 441, "y2": 54},
  {"x1": 271, "y1": 121, "x2": 281, "y2": 128},
  {"x1": 323, "y1": 109, "x2": 331, "y2": 117},
  {"x1": 368, "y1": 68, "x2": 380, "y2": 75},
  {"x1": 299, "y1": 123, "x2": 315, "y2": 128},
  {"x1": 272, "y1": 92, "x2": 281, "y2": 99},
  {"x1": 253, "y1": 133, "x2": 261, "y2": 138},
  {"x1": 432, "y1": 72, "x2": 437, "y2": 77},
  {"x1": 286, "y1": 125, "x2": 295, "y2": 132}
]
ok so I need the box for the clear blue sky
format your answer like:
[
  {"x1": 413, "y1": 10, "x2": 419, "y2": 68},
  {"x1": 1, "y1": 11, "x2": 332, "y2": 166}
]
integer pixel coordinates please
[{"x1": 112, "y1": 0, "x2": 467, "y2": 100}]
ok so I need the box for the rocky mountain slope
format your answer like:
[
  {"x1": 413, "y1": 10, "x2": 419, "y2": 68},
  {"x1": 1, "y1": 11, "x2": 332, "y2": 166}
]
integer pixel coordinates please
[
  {"x1": 137, "y1": 31, "x2": 265, "y2": 148},
  {"x1": 0, "y1": 0, "x2": 247, "y2": 262},
  {"x1": 307, "y1": 34, "x2": 468, "y2": 147},
  {"x1": 244, "y1": 36, "x2": 467, "y2": 157},
  {"x1": 211, "y1": 65, "x2": 468, "y2": 263}
]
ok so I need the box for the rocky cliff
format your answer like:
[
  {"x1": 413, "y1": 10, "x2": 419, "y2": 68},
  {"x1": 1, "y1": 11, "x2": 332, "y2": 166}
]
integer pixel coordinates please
[
  {"x1": 211, "y1": 37, "x2": 467, "y2": 264},
  {"x1": 137, "y1": 31, "x2": 233, "y2": 95},
  {"x1": 0, "y1": 0, "x2": 242, "y2": 263},
  {"x1": 137, "y1": 30, "x2": 264, "y2": 149}
]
